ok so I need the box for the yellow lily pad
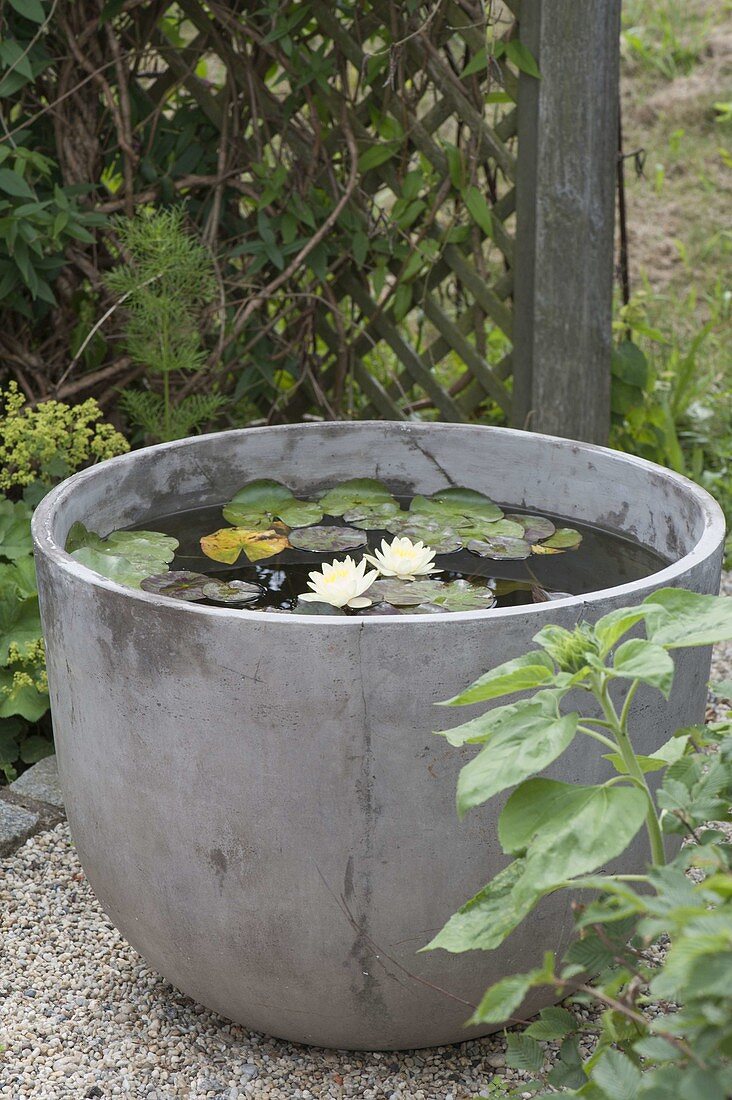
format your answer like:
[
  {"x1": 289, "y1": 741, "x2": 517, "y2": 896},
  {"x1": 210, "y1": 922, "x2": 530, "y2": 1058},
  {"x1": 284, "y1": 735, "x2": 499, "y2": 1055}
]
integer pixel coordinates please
[{"x1": 200, "y1": 524, "x2": 290, "y2": 564}]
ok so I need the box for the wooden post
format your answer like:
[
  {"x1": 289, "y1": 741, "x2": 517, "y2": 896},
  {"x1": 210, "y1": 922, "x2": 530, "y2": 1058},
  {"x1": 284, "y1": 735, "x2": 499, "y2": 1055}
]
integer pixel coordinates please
[{"x1": 512, "y1": 0, "x2": 621, "y2": 444}]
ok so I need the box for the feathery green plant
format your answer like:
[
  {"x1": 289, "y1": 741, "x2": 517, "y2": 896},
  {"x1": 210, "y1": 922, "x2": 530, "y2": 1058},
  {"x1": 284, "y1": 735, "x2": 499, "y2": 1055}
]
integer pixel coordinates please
[{"x1": 105, "y1": 208, "x2": 225, "y2": 442}]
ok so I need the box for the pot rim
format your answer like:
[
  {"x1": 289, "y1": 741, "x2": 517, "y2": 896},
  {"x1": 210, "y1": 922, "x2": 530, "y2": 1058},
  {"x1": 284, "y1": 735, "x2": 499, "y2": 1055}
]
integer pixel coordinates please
[{"x1": 32, "y1": 421, "x2": 726, "y2": 626}]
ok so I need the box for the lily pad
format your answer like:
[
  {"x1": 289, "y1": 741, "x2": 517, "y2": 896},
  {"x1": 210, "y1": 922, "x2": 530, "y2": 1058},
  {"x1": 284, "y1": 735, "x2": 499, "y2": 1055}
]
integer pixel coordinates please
[
  {"x1": 70, "y1": 546, "x2": 154, "y2": 589},
  {"x1": 384, "y1": 513, "x2": 463, "y2": 553},
  {"x1": 200, "y1": 524, "x2": 290, "y2": 564},
  {"x1": 427, "y1": 580, "x2": 497, "y2": 612},
  {"x1": 540, "y1": 527, "x2": 583, "y2": 551},
  {"x1": 355, "y1": 601, "x2": 404, "y2": 616},
  {"x1": 467, "y1": 535, "x2": 532, "y2": 560},
  {"x1": 411, "y1": 487, "x2": 503, "y2": 524},
  {"x1": 141, "y1": 570, "x2": 211, "y2": 601},
  {"x1": 288, "y1": 525, "x2": 368, "y2": 552},
  {"x1": 368, "y1": 578, "x2": 446, "y2": 606},
  {"x1": 368, "y1": 577, "x2": 496, "y2": 612},
  {"x1": 531, "y1": 527, "x2": 583, "y2": 554},
  {"x1": 342, "y1": 502, "x2": 402, "y2": 529},
  {"x1": 294, "y1": 600, "x2": 346, "y2": 616},
  {"x1": 223, "y1": 479, "x2": 323, "y2": 528},
  {"x1": 504, "y1": 514, "x2": 556, "y2": 543},
  {"x1": 457, "y1": 518, "x2": 526, "y2": 541},
  {"x1": 67, "y1": 524, "x2": 178, "y2": 587},
  {"x1": 201, "y1": 579, "x2": 263, "y2": 606},
  {"x1": 317, "y1": 478, "x2": 395, "y2": 516}
]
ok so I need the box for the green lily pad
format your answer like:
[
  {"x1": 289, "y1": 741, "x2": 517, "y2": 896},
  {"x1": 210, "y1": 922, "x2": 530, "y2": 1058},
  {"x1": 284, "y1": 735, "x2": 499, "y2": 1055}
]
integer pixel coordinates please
[
  {"x1": 504, "y1": 514, "x2": 556, "y2": 543},
  {"x1": 201, "y1": 579, "x2": 263, "y2": 605},
  {"x1": 411, "y1": 487, "x2": 503, "y2": 524},
  {"x1": 538, "y1": 527, "x2": 583, "y2": 551},
  {"x1": 384, "y1": 513, "x2": 463, "y2": 553},
  {"x1": 141, "y1": 570, "x2": 211, "y2": 600},
  {"x1": 70, "y1": 546, "x2": 155, "y2": 589},
  {"x1": 342, "y1": 502, "x2": 402, "y2": 529},
  {"x1": 368, "y1": 578, "x2": 446, "y2": 606},
  {"x1": 288, "y1": 525, "x2": 368, "y2": 552},
  {"x1": 104, "y1": 530, "x2": 178, "y2": 566},
  {"x1": 227, "y1": 478, "x2": 297, "y2": 511},
  {"x1": 467, "y1": 535, "x2": 532, "y2": 560},
  {"x1": 317, "y1": 478, "x2": 395, "y2": 516},
  {"x1": 223, "y1": 479, "x2": 323, "y2": 528},
  {"x1": 221, "y1": 507, "x2": 284, "y2": 530},
  {"x1": 531, "y1": 527, "x2": 583, "y2": 554},
  {"x1": 457, "y1": 518, "x2": 526, "y2": 542},
  {"x1": 427, "y1": 579, "x2": 497, "y2": 612},
  {"x1": 368, "y1": 577, "x2": 496, "y2": 612},
  {"x1": 67, "y1": 524, "x2": 178, "y2": 588}
]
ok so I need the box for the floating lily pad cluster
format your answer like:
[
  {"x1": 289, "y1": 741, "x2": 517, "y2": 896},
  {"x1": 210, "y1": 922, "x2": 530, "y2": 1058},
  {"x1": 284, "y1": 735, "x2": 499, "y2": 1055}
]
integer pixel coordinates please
[
  {"x1": 201, "y1": 478, "x2": 582, "y2": 566},
  {"x1": 66, "y1": 523, "x2": 263, "y2": 607},
  {"x1": 64, "y1": 477, "x2": 583, "y2": 615}
]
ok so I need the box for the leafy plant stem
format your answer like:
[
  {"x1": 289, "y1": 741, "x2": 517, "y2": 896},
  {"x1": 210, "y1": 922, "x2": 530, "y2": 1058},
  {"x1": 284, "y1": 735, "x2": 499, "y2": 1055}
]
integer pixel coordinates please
[
  {"x1": 598, "y1": 677, "x2": 666, "y2": 866},
  {"x1": 576, "y1": 724, "x2": 619, "y2": 750}
]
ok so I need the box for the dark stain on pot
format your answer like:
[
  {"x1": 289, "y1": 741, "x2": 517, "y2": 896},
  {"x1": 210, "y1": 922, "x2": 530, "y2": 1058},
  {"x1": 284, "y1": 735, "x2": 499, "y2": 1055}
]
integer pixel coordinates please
[{"x1": 209, "y1": 847, "x2": 228, "y2": 887}]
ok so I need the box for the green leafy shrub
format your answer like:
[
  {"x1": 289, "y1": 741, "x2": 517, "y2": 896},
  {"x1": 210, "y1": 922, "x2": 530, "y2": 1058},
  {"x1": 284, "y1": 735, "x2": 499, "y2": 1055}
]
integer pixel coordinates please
[
  {"x1": 0, "y1": 382, "x2": 128, "y2": 779},
  {"x1": 610, "y1": 285, "x2": 732, "y2": 559},
  {"x1": 428, "y1": 589, "x2": 732, "y2": 1097}
]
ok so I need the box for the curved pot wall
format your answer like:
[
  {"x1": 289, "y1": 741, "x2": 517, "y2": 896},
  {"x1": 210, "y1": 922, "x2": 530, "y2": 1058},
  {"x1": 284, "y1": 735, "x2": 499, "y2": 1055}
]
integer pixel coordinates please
[{"x1": 33, "y1": 423, "x2": 724, "y2": 1049}]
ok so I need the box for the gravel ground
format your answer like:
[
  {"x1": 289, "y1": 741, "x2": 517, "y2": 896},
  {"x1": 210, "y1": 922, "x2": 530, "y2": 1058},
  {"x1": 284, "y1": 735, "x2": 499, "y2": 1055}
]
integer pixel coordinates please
[{"x1": 2, "y1": 584, "x2": 731, "y2": 1100}]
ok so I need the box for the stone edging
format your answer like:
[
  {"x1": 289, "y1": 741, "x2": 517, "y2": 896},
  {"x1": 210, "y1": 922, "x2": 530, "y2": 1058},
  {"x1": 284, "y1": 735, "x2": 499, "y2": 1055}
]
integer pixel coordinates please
[{"x1": 0, "y1": 755, "x2": 65, "y2": 857}]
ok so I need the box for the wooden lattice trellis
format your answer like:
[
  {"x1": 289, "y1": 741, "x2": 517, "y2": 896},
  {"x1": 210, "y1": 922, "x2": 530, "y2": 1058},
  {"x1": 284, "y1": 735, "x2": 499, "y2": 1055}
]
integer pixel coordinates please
[
  {"x1": 2, "y1": 0, "x2": 620, "y2": 442},
  {"x1": 150, "y1": 0, "x2": 526, "y2": 426}
]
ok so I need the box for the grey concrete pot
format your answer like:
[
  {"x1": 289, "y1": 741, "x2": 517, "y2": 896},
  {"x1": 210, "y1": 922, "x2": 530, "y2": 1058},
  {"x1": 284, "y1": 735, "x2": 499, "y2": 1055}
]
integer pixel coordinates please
[{"x1": 33, "y1": 422, "x2": 724, "y2": 1050}]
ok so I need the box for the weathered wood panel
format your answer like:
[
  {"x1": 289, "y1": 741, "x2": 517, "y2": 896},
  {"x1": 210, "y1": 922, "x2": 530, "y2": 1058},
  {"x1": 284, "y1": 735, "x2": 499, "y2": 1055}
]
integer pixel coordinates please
[{"x1": 512, "y1": 0, "x2": 622, "y2": 443}]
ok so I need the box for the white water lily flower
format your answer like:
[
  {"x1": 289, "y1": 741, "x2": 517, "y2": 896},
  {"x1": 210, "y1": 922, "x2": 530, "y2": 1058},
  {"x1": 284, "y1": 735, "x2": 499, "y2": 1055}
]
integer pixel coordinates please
[
  {"x1": 364, "y1": 536, "x2": 442, "y2": 581},
  {"x1": 299, "y1": 555, "x2": 379, "y2": 609}
]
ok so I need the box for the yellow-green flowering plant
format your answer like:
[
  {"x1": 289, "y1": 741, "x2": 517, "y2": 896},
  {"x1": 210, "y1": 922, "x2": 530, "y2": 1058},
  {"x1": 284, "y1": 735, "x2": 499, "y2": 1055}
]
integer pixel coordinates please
[{"x1": 0, "y1": 383, "x2": 129, "y2": 779}]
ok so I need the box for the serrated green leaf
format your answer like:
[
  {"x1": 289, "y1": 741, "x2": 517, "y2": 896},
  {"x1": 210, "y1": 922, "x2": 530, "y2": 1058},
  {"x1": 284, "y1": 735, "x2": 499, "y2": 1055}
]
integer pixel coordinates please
[
  {"x1": 594, "y1": 606, "x2": 651, "y2": 655},
  {"x1": 437, "y1": 689, "x2": 567, "y2": 747},
  {"x1": 457, "y1": 711, "x2": 578, "y2": 816},
  {"x1": 526, "y1": 1006, "x2": 578, "y2": 1041},
  {"x1": 424, "y1": 859, "x2": 539, "y2": 953},
  {"x1": 505, "y1": 1033, "x2": 545, "y2": 1074},
  {"x1": 644, "y1": 589, "x2": 732, "y2": 648},
  {"x1": 612, "y1": 638, "x2": 675, "y2": 697},
  {"x1": 591, "y1": 1049, "x2": 641, "y2": 1099},
  {"x1": 499, "y1": 779, "x2": 647, "y2": 890},
  {"x1": 469, "y1": 968, "x2": 544, "y2": 1025},
  {"x1": 441, "y1": 650, "x2": 556, "y2": 706}
]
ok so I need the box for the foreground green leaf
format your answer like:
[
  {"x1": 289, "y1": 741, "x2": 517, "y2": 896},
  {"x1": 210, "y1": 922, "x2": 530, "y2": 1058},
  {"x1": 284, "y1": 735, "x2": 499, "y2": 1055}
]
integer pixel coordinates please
[
  {"x1": 457, "y1": 711, "x2": 578, "y2": 816},
  {"x1": 499, "y1": 779, "x2": 648, "y2": 892},
  {"x1": 644, "y1": 588, "x2": 732, "y2": 648},
  {"x1": 441, "y1": 650, "x2": 556, "y2": 706}
]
